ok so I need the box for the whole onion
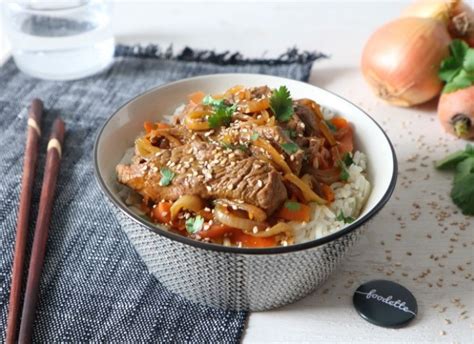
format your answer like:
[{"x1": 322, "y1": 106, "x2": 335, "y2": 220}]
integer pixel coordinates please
[
  {"x1": 401, "y1": 0, "x2": 474, "y2": 46},
  {"x1": 361, "y1": 17, "x2": 451, "y2": 106}
]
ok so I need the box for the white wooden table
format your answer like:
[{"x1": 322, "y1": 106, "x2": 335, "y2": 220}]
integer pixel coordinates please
[{"x1": 2, "y1": 1, "x2": 472, "y2": 343}]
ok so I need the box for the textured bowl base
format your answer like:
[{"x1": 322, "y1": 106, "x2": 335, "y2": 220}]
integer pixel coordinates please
[{"x1": 114, "y1": 207, "x2": 366, "y2": 311}]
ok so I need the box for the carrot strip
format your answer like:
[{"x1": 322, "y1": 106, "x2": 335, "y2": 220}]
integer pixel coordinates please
[
  {"x1": 331, "y1": 117, "x2": 348, "y2": 129},
  {"x1": 151, "y1": 201, "x2": 172, "y2": 223},
  {"x1": 156, "y1": 122, "x2": 171, "y2": 129},
  {"x1": 321, "y1": 184, "x2": 335, "y2": 202},
  {"x1": 144, "y1": 121, "x2": 154, "y2": 133},
  {"x1": 198, "y1": 224, "x2": 236, "y2": 239},
  {"x1": 231, "y1": 230, "x2": 277, "y2": 248},
  {"x1": 276, "y1": 201, "x2": 311, "y2": 222},
  {"x1": 188, "y1": 91, "x2": 205, "y2": 104}
]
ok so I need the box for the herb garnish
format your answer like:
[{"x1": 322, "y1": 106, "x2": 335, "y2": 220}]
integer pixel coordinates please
[
  {"x1": 342, "y1": 152, "x2": 354, "y2": 167},
  {"x1": 250, "y1": 132, "x2": 259, "y2": 141},
  {"x1": 283, "y1": 129, "x2": 297, "y2": 139},
  {"x1": 202, "y1": 95, "x2": 225, "y2": 108},
  {"x1": 338, "y1": 160, "x2": 350, "y2": 182},
  {"x1": 221, "y1": 142, "x2": 249, "y2": 153},
  {"x1": 325, "y1": 120, "x2": 337, "y2": 132},
  {"x1": 185, "y1": 215, "x2": 205, "y2": 234},
  {"x1": 436, "y1": 144, "x2": 474, "y2": 215},
  {"x1": 284, "y1": 201, "x2": 301, "y2": 211},
  {"x1": 281, "y1": 142, "x2": 299, "y2": 155},
  {"x1": 439, "y1": 40, "x2": 474, "y2": 94},
  {"x1": 336, "y1": 211, "x2": 355, "y2": 224},
  {"x1": 159, "y1": 167, "x2": 175, "y2": 186},
  {"x1": 203, "y1": 95, "x2": 236, "y2": 128},
  {"x1": 270, "y1": 86, "x2": 294, "y2": 122}
]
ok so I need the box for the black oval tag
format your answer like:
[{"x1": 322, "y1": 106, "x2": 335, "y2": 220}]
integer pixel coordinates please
[{"x1": 353, "y1": 280, "x2": 417, "y2": 328}]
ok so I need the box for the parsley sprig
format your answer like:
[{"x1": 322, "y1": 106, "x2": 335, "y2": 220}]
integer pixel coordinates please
[
  {"x1": 270, "y1": 86, "x2": 294, "y2": 122},
  {"x1": 439, "y1": 40, "x2": 474, "y2": 94},
  {"x1": 202, "y1": 95, "x2": 236, "y2": 129}
]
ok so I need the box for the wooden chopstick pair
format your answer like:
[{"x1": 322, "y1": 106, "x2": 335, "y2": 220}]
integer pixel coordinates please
[{"x1": 5, "y1": 99, "x2": 66, "y2": 344}]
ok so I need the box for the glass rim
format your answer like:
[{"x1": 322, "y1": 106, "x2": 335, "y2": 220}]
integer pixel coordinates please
[{"x1": 6, "y1": 0, "x2": 95, "y2": 12}]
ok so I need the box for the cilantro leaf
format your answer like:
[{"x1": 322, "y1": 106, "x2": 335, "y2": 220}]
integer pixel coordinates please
[
  {"x1": 336, "y1": 211, "x2": 355, "y2": 224},
  {"x1": 159, "y1": 167, "x2": 175, "y2": 186},
  {"x1": 203, "y1": 95, "x2": 236, "y2": 129},
  {"x1": 451, "y1": 174, "x2": 474, "y2": 216},
  {"x1": 439, "y1": 56, "x2": 461, "y2": 82},
  {"x1": 340, "y1": 168, "x2": 350, "y2": 182},
  {"x1": 325, "y1": 120, "x2": 337, "y2": 132},
  {"x1": 284, "y1": 201, "x2": 301, "y2": 211},
  {"x1": 270, "y1": 86, "x2": 294, "y2": 122},
  {"x1": 221, "y1": 142, "x2": 249, "y2": 153},
  {"x1": 439, "y1": 40, "x2": 474, "y2": 93},
  {"x1": 338, "y1": 160, "x2": 350, "y2": 181},
  {"x1": 283, "y1": 129, "x2": 297, "y2": 139},
  {"x1": 342, "y1": 152, "x2": 354, "y2": 166},
  {"x1": 463, "y1": 49, "x2": 474, "y2": 72},
  {"x1": 202, "y1": 95, "x2": 225, "y2": 108},
  {"x1": 185, "y1": 215, "x2": 205, "y2": 234},
  {"x1": 454, "y1": 157, "x2": 474, "y2": 184},
  {"x1": 436, "y1": 144, "x2": 474, "y2": 215},
  {"x1": 450, "y1": 39, "x2": 469, "y2": 65},
  {"x1": 435, "y1": 144, "x2": 474, "y2": 170},
  {"x1": 250, "y1": 132, "x2": 259, "y2": 141},
  {"x1": 281, "y1": 142, "x2": 299, "y2": 155},
  {"x1": 208, "y1": 105, "x2": 235, "y2": 128}
]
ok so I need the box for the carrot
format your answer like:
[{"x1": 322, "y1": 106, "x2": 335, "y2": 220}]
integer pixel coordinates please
[
  {"x1": 276, "y1": 201, "x2": 311, "y2": 222},
  {"x1": 197, "y1": 209, "x2": 213, "y2": 221},
  {"x1": 231, "y1": 230, "x2": 277, "y2": 248},
  {"x1": 331, "y1": 117, "x2": 348, "y2": 129},
  {"x1": 337, "y1": 125, "x2": 354, "y2": 154},
  {"x1": 151, "y1": 201, "x2": 172, "y2": 223},
  {"x1": 144, "y1": 121, "x2": 155, "y2": 133},
  {"x1": 155, "y1": 122, "x2": 171, "y2": 129},
  {"x1": 188, "y1": 91, "x2": 205, "y2": 104},
  {"x1": 198, "y1": 224, "x2": 236, "y2": 239},
  {"x1": 321, "y1": 184, "x2": 335, "y2": 202}
]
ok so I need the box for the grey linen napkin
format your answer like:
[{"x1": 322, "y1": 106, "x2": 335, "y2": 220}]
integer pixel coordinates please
[{"x1": 0, "y1": 45, "x2": 324, "y2": 343}]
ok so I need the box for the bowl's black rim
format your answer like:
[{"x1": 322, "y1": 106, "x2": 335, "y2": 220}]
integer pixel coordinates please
[{"x1": 93, "y1": 73, "x2": 398, "y2": 255}]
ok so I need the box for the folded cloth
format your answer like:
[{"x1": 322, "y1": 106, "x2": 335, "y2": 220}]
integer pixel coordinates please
[{"x1": 0, "y1": 45, "x2": 324, "y2": 343}]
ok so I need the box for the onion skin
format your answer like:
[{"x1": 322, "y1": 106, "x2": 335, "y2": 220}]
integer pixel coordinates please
[
  {"x1": 438, "y1": 86, "x2": 474, "y2": 140},
  {"x1": 450, "y1": 1, "x2": 474, "y2": 46},
  {"x1": 361, "y1": 17, "x2": 451, "y2": 107},
  {"x1": 214, "y1": 205, "x2": 264, "y2": 232},
  {"x1": 402, "y1": 0, "x2": 474, "y2": 46}
]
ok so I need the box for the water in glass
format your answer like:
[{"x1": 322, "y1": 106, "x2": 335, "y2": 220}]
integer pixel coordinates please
[{"x1": 4, "y1": 0, "x2": 114, "y2": 80}]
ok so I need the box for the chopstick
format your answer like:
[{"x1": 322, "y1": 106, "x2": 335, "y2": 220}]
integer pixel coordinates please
[
  {"x1": 18, "y1": 118, "x2": 66, "y2": 344},
  {"x1": 6, "y1": 99, "x2": 43, "y2": 344}
]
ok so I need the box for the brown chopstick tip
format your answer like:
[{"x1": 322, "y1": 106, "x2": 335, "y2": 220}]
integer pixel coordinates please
[
  {"x1": 28, "y1": 99, "x2": 43, "y2": 122},
  {"x1": 49, "y1": 118, "x2": 66, "y2": 143}
]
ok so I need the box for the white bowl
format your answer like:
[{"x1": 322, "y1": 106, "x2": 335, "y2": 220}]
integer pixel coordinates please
[{"x1": 94, "y1": 74, "x2": 397, "y2": 310}]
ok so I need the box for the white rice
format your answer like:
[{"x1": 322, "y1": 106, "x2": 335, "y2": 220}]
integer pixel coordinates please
[{"x1": 292, "y1": 150, "x2": 371, "y2": 244}]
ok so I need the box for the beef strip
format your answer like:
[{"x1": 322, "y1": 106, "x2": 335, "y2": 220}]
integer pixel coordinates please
[
  {"x1": 117, "y1": 141, "x2": 287, "y2": 215},
  {"x1": 252, "y1": 125, "x2": 305, "y2": 175}
]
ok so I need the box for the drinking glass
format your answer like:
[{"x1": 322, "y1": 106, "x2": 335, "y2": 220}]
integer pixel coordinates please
[{"x1": 3, "y1": 0, "x2": 115, "y2": 80}]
